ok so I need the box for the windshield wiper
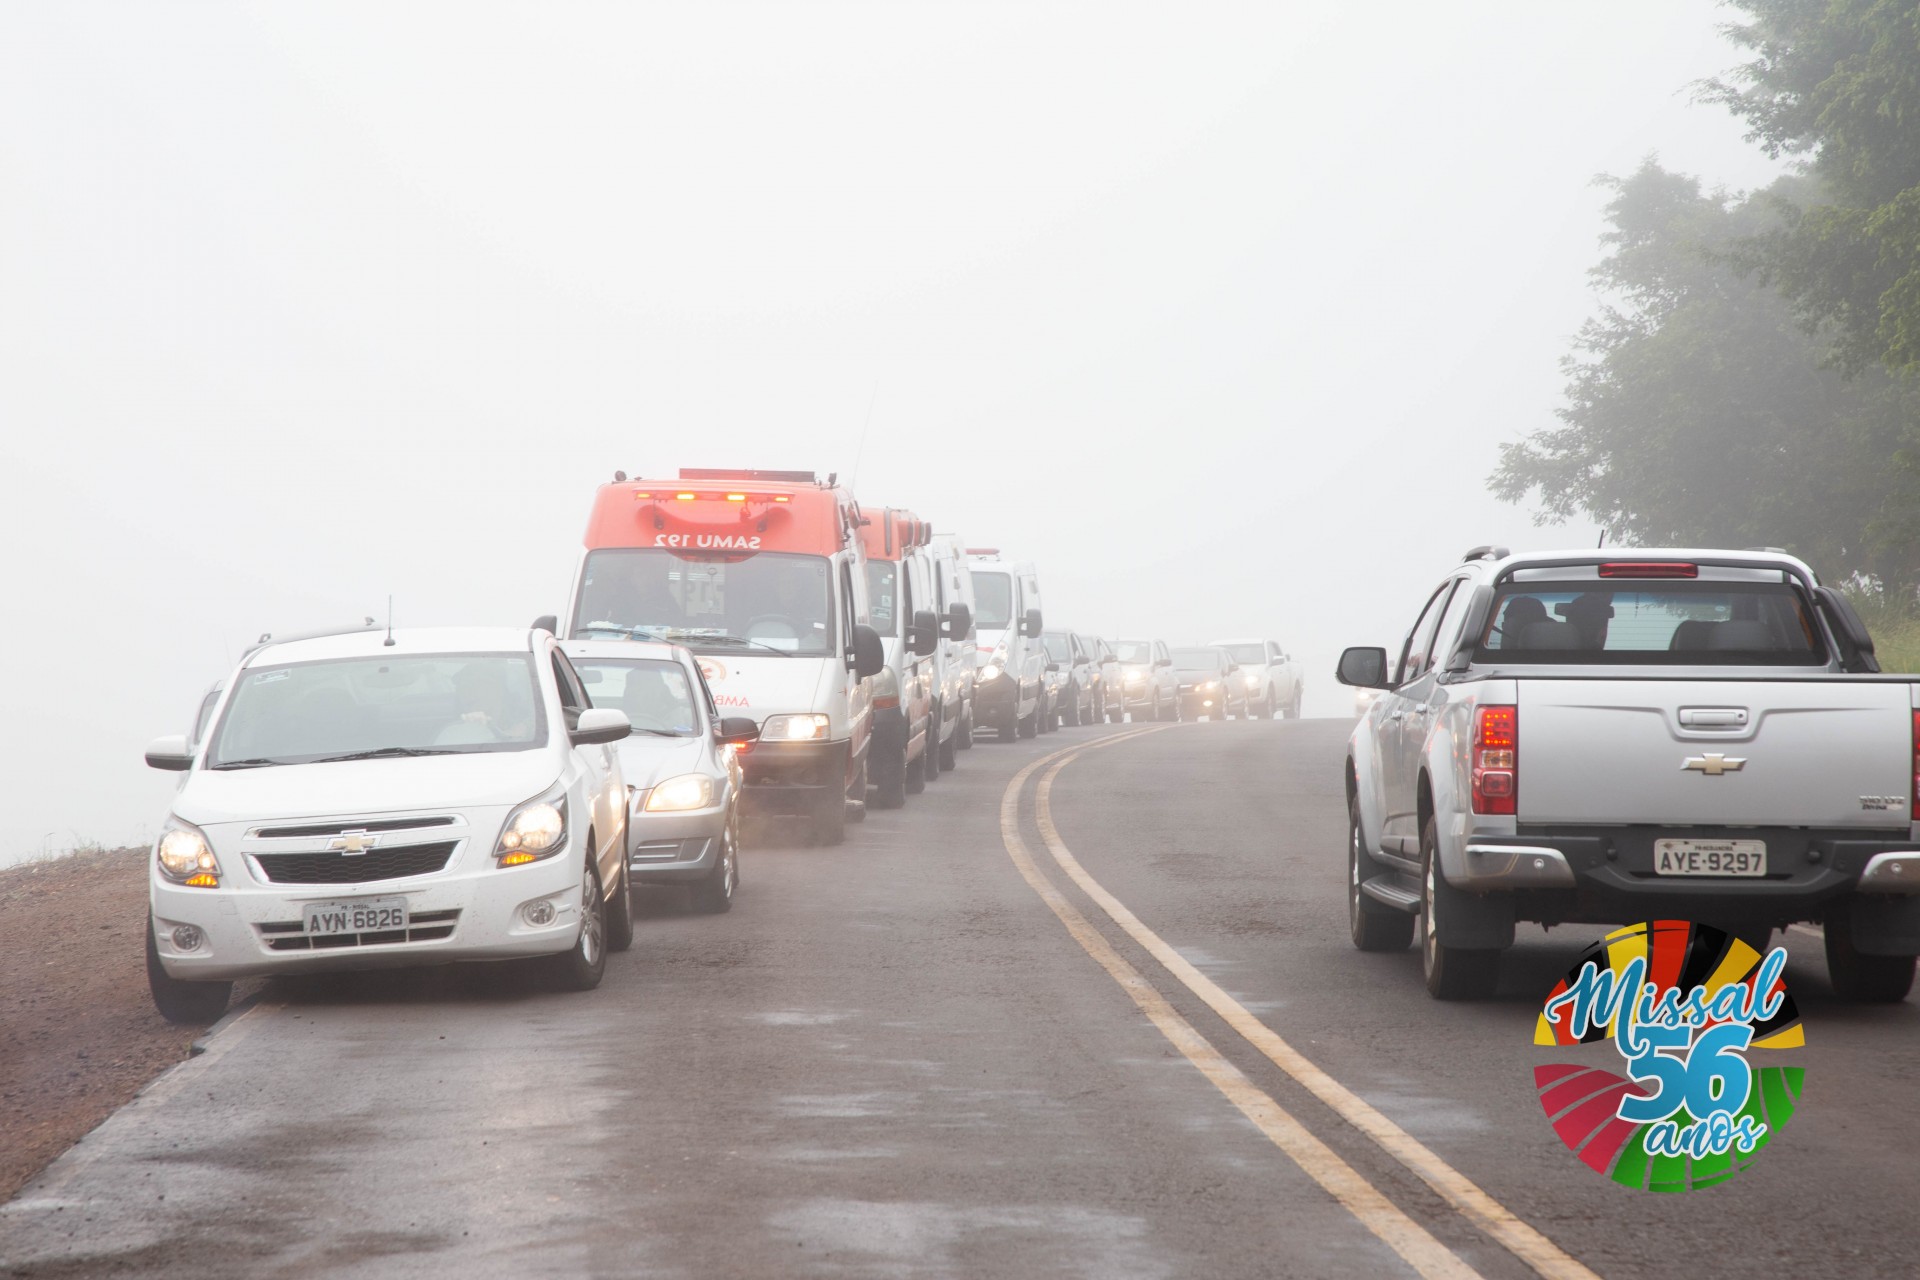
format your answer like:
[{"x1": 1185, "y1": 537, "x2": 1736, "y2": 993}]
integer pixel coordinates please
[
  {"x1": 682, "y1": 633, "x2": 795, "y2": 656},
  {"x1": 315, "y1": 746, "x2": 460, "y2": 763},
  {"x1": 627, "y1": 727, "x2": 689, "y2": 738},
  {"x1": 210, "y1": 757, "x2": 287, "y2": 770}
]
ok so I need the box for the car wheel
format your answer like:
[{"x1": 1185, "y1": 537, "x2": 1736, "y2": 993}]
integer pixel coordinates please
[
  {"x1": 1348, "y1": 793, "x2": 1413, "y2": 952},
  {"x1": 1037, "y1": 692, "x2": 1054, "y2": 734},
  {"x1": 549, "y1": 857, "x2": 608, "y2": 992},
  {"x1": 146, "y1": 916, "x2": 232, "y2": 1025},
  {"x1": 1420, "y1": 816, "x2": 1500, "y2": 1000},
  {"x1": 904, "y1": 739, "x2": 927, "y2": 794},
  {"x1": 1061, "y1": 685, "x2": 1079, "y2": 727},
  {"x1": 690, "y1": 826, "x2": 738, "y2": 915},
  {"x1": 843, "y1": 756, "x2": 867, "y2": 826},
  {"x1": 1825, "y1": 910, "x2": 1917, "y2": 1002},
  {"x1": 815, "y1": 775, "x2": 850, "y2": 843},
  {"x1": 606, "y1": 857, "x2": 635, "y2": 953},
  {"x1": 939, "y1": 709, "x2": 958, "y2": 770},
  {"x1": 872, "y1": 738, "x2": 908, "y2": 809},
  {"x1": 956, "y1": 703, "x2": 974, "y2": 750},
  {"x1": 1017, "y1": 699, "x2": 1037, "y2": 738}
]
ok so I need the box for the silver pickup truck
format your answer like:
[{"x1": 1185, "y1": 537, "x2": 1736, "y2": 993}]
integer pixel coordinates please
[{"x1": 1337, "y1": 546, "x2": 1920, "y2": 1002}]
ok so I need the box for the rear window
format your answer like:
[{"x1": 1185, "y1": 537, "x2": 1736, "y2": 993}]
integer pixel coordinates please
[{"x1": 1476, "y1": 582, "x2": 1827, "y2": 666}]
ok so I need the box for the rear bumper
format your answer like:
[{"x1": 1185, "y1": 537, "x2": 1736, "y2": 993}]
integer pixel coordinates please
[
  {"x1": 975, "y1": 675, "x2": 1020, "y2": 730},
  {"x1": 1455, "y1": 828, "x2": 1920, "y2": 928}
]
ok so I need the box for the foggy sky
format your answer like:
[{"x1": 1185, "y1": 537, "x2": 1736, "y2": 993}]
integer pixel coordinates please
[{"x1": 0, "y1": 2, "x2": 1786, "y2": 864}]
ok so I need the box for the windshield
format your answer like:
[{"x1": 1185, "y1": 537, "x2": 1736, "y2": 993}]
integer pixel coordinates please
[
  {"x1": 574, "y1": 658, "x2": 700, "y2": 737},
  {"x1": 864, "y1": 561, "x2": 899, "y2": 636},
  {"x1": 973, "y1": 571, "x2": 1013, "y2": 631},
  {"x1": 1042, "y1": 633, "x2": 1073, "y2": 663},
  {"x1": 572, "y1": 549, "x2": 835, "y2": 656},
  {"x1": 207, "y1": 654, "x2": 545, "y2": 768},
  {"x1": 1476, "y1": 582, "x2": 1827, "y2": 665},
  {"x1": 1172, "y1": 647, "x2": 1223, "y2": 672},
  {"x1": 1114, "y1": 640, "x2": 1153, "y2": 664},
  {"x1": 1222, "y1": 644, "x2": 1266, "y2": 665}
]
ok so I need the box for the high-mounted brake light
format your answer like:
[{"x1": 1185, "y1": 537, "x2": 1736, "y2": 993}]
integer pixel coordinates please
[
  {"x1": 1472, "y1": 705, "x2": 1518, "y2": 815},
  {"x1": 1598, "y1": 562, "x2": 1697, "y2": 579}
]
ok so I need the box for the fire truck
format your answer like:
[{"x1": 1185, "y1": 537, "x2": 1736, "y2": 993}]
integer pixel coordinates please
[{"x1": 560, "y1": 470, "x2": 883, "y2": 844}]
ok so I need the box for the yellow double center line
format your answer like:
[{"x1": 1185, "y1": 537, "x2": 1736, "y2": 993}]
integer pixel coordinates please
[{"x1": 1000, "y1": 728, "x2": 1600, "y2": 1280}]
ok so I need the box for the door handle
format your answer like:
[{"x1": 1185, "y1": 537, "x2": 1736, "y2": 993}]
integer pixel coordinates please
[{"x1": 1388, "y1": 709, "x2": 1404, "y2": 722}]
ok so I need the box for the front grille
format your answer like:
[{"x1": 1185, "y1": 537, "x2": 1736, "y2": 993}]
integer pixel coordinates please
[
  {"x1": 631, "y1": 837, "x2": 710, "y2": 865},
  {"x1": 253, "y1": 816, "x2": 456, "y2": 840},
  {"x1": 258, "y1": 909, "x2": 461, "y2": 950},
  {"x1": 254, "y1": 841, "x2": 458, "y2": 885}
]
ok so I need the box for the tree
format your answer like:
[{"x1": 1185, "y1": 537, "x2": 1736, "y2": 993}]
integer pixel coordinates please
[
  {"x1": 1491, "y1": 161, "x2": 1920, "y2": 583},
  {"x1": 1703, "y1": 0, "x2": 1920, "y2": 373}
]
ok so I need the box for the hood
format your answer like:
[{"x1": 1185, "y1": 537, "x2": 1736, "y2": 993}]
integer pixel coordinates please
[
  {"x1": 177, "y1": 749, "x2": 563, "y2": 826},
  {"x1": 693, "y1": 653, "x2": 834, "y2": 721},
  {"x1": 610, "y1": 735, "x2": 707, "y2": 790}
]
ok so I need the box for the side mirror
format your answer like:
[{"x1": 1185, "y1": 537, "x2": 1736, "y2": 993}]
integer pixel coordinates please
[
  {"x1": 850, "y1": 623, "x2": 884, "y2": 680},
  {"x1": 145, "y1": 734, "x2": 194, "y2": 771},
  {"x1": 1336, "y1": 647, "x2": 1391, "y2": 689},
  {"x1": 1045, "y1": 660, "x2": 1060, "y2": 672},
  {"x1": 945, "y1": 602, "x2": 972, "y2": 639},
  {"x1": 718, "y1": 716, "x2": 760, "y2": 745},
  {"x1": 1020, "y1": 607, "x2": 1043, "y2": 637},
  {"x1": 908, "y1": 609, "x2": 939, "y2": 657},
  {"x1": 570, "y1": 707, "x2": 631, "y2": 746},
  {"x1": 1155, "y1": 656, "x2": 1171, "y2": 668},
  {"x1": 532, "y1": 614, "x2": 558, "y2": 635}
]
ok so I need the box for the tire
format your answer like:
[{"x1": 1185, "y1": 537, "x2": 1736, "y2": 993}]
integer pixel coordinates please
[
  {"x1": 939, "y1": 713, "x2": 958, "y2": 770},
  {"x1": 1148, "y1": 695, "x2": 1162, "y2": 722},
  {"x1": 1062, "y1": 685, "x2": 1080, "y2": 727},
  {"x1": 904, "y1": 738, "x2": 927, "y2": 794},
  {"x1": 146, "y1": 916, "x2": 232, "y2": 1025},
  {"x1": 815, "y1": 777, "x2": 849, "y2": 843},
  {"x1": 689, "y1": 825, "x2": 738, "y2": 914},
  {"x1": 1017, "y1": 698, "x2": 1037, "y2": 739},
  {"x1": 956, "y1": 703, "x2": 974, "y2": 750},
  {"x1": 1001, "y1": 719, "x2": 1020, "y2": 743},
  {"x1": 549, "y1": 858, "x2": 608, "y2": 992},
  {"x1": 1036, "y1": 692, "x2": 1054, "y2": 735},
  {"x1": 920, "y1": 706, "x2": 941, "y2": 783},
  {"x1": 1288, "y1": 690, "x2": 1303, "y2": 720},
  {"x1": 1419, "y1": 816, "x2": 1500, "y2": 1000},
  {"x1": 1825, "y1": 912, "x2": 1917, "y2": 1002},
  {"x1": 605, "y1": 857, "x2": 635, "y2": 953},
  {"x1": 872, "y1": 736, "x2": 908, "y2": 809},
  {"x1": 844, "y1": 756, "x2": 867, "y2": 825},
  {"x1": 1348, "y1": 793, "x2": 1413, "y2": 952}
]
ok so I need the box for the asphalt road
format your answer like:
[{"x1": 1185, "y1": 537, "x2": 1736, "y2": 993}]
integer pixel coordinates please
[{"x1": 3, "y1": 720, "x2": 1917, "y2": 1278}]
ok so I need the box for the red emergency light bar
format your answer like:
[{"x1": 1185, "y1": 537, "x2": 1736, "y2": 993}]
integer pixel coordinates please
[
  {"x1": 1598, "y1": 562, "x2": 1698, "y2": 579},
  {"x1": 966, "y1": 547, "x2": 1000, "y2": 557},
  {"x1": 679, "y1": 467, "x2": 820, "y2": 485}
]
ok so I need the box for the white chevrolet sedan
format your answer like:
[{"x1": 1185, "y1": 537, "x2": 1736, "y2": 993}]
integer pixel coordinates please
[{"x1": 141, "y1": 626, "x2": 632, "y2": 1024}]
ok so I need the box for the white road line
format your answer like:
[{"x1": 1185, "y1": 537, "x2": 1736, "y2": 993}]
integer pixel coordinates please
[
  {"x1": 1032, "y1": 731, "x2": 1603, "y2": 1280},
  {"x1": 1000, "y1": 734, "x2": 1483, "y2": 1280}
]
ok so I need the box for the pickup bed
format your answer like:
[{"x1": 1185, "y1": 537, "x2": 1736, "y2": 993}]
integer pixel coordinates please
[{"x1": 1337, "y1": 547, "x2": 1920, "y2": 1001}]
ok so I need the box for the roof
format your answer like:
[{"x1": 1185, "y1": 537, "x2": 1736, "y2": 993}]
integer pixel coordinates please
[
  {"x1": 582, "y1": 476, "x2": 860, "y2": 558},
  {"x1": 1483, "y1": 547, "x2": 1818, "y2": 581},
  {"x1": 246, "y1": 626, "x2": 539, "y2": 665},
  {"x1": 1207, "y1": 637, "x2": 1270, "y2": 646}
]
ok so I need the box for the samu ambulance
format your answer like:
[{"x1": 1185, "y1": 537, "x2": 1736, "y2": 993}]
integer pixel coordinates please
[
  {"x1": 561, "y1": 470, "x2": 883, "y2": 844},
  {"x1": 857, "y1": 507, "x2": 939, "y2": 808},
  {"x1": 966, "y1": 551, "x2": 1045, "y2": 740}
]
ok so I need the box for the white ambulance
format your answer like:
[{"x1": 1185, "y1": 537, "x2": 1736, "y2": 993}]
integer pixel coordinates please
[
  {"x1": 927, "y1": 534, "x2": 978, "y2": 765},
  {"x1": 559, "y1": 469, "x2": 883, "y2": 845}
]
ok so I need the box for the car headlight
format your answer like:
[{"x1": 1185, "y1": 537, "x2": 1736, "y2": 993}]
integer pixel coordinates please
[
  {"x1": 977, "y1": 664, "x2": 1004, "y2": 683},
  {"x1": 497, "y1": 790, "x2": 568, "y2": 866},
  {"x1": 1245, "y1": 674, "x2": 1261, "y2": 688},
  {"x1": 156, "y1": 817, "x2": 219, "y2": 887},
  {"x1": 1125, "y1": 672, "x2": 1145, "y2": 685},
  {"x1": 644, "y1": 773, "x2": 715, "y2": 812},
  {"x1": 1201, "y1": 680, "x2": 1220, "y2": 691},
  {"x1": 762, "y1": 713, "x2": 831, "y2": 741}
]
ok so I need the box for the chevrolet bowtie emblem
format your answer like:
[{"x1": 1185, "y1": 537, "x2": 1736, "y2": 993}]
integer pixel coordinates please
[
  {"x1": 329, "y1": 830, "x2": 378, "y2": 854},
  {"x1": 1682, "y1": 754, "x2": 1747, "y2": 776}
]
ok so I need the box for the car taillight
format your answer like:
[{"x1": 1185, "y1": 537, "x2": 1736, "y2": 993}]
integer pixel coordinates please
[
  {"x1": 1598, "y1": 562, "x2": 1697, "y2": 578},
  {"x1": 1472, "y1": 705, "x2": 1517, "y2": 815}
]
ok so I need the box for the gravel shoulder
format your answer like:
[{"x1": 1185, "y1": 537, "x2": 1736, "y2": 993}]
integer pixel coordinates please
[{"x1": 0, "y1": 848, "x2": 202, "y2": 1201}]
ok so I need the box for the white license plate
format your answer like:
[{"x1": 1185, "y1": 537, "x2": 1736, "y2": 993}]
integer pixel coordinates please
[
  {"x1": 303, "y1": 896, "x2": 409, "y2": 935},
  {"x1": 1652, "y1": 840, "x2": 1766, "y2": 877}
]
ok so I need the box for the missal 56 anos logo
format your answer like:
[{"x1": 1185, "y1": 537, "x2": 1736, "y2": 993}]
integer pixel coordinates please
[{"x1": 1531, "y1": 921, "x2": 1805, "y2": 1193}]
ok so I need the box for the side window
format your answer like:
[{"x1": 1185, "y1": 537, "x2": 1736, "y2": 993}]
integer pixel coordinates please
[
  {"x1": 839, "y1": 561, "x2": 856, "y2": 650},
  {"x1": 551, "y1": 652, "x2": 587, "y2": 728},
  {"x1": 1397, "y1": 582, "x2": 1458, "y2": 685},
  {"x1": 692, "y1": 661, "x2": 720, "y2": 729},
  {"x1": 1429, "y1": 579, "x2": 1479, "y2": 673}
]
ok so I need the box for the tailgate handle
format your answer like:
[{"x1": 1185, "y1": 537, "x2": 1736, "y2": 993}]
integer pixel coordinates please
[{"x1": 1679, "y1": 707, "x2": 1749, "y2": 728}]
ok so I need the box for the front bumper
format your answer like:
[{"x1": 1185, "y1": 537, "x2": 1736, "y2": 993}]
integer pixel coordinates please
[
  {"x1": 974, "y1": 673, "x2": 1019, "y2": 730},
  {"x1": 627, "y1": 803, "x2": 728, "y2": 884},
  {"x1": 736, "y1": 737, "x2": 849, "y2": 816},
  {"x1": 149, "y1": 848, "x2": 586, "y2": 983}
]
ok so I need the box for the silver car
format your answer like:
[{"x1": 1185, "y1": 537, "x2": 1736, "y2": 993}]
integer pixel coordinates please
[{"x1": 564, "y1": 640, "x2": 757, "y2": 914}]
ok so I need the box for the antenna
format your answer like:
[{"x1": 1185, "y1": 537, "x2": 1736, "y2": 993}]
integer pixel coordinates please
[
  {"x1": 383, "y1": 595, "x2": 396, "y2": 647},
  {"x1": 1597, "y1": 528, "x2": 1607, "y2": 548}
]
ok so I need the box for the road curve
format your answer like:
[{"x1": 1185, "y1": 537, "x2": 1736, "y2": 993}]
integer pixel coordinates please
[{"x1": 2, "y1": 720, "x2": 1915, "y2": 1278}]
